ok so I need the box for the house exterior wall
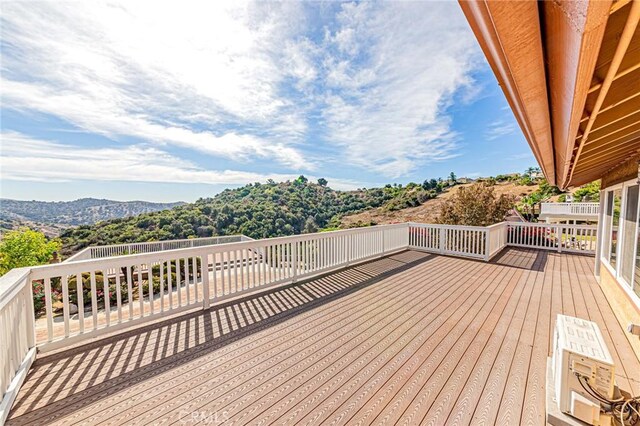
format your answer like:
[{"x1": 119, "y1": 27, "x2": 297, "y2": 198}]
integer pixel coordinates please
[
  {"x1": 600, "y1": 263, "x2": 640, "y2": 359},
  {"x1": 597, "y1": 158, "x2": 640, "y2": 358}
]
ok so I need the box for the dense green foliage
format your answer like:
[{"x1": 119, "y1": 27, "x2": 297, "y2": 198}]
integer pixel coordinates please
[
  {"x1": 572, "y1": 180, "x2": 600, "y2": 202},
  {"x1": 0, "y1": 198, "x2": 184, "y2": 226},
  {"x1": 0, "y1": 228, "x2": 61, "y2": 275},
  {"x1": 59, "y1": 179, "x2": 423, "y2": 256}
]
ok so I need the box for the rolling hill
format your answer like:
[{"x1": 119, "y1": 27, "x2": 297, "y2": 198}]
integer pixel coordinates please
[{"x1": 0, "y1": 198, "x2": 184, "y2": 232}]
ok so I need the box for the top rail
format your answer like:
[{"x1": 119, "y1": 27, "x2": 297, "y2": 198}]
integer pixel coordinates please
[
  {"x1": 540, "y1": 202, "x2": 599, "y2": 216},
  {"x1": 65, "y1": 235, "x2": 251, "y2": 262}
]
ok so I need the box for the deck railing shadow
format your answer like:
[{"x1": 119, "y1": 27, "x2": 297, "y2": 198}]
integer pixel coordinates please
[
  {"x1": 490, "y1": 247, "x2": 549, "y2": 271},
  {"x1": 7, "y1": 251, "x2": 436, "y2": 425}
]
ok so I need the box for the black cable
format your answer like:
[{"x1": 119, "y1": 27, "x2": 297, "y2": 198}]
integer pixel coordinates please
[
  {"x1": 575, "y1": 373, "x2": 613, "y2": 404},
  {"x1": 572, "y1": 372, "x2": 640, "y2": 425}
]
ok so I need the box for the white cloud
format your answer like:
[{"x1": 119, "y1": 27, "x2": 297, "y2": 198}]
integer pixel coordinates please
[
  {"x1": 319, "y1": 2, "x2": 482, "y2": 177},
  {"x1": 0, "y1": 1, "x2": 313, "y2": 169},
  {"x1": 0, "y1": 132, "x2": 359, "y2": 190},
  {"x1": 1, "y1": 1, "x2": 484, "y2": 181},
  {"x1": 485, "y1": 120, "x2": 518, "y2": 140}
]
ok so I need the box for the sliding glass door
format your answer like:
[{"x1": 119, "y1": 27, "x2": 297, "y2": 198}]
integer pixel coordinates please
[{"x1": 601, "y1": 180, "x2": 640, "y2": 305}]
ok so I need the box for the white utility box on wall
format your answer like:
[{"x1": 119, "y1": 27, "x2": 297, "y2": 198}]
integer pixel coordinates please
[{"x1": 552, "y1": 315, "x2": 615, "y2": 426}]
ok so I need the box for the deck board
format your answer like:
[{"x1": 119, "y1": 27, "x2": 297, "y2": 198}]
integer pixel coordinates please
[{"x1": 7, "y1": 248, "x2": 640, "y2": 426}]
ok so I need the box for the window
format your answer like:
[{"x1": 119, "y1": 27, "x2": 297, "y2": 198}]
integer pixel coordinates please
[
  {"x1": 608, "y1": 189, "x2": 621, "y2": 268},
  {"x1": 601, "y1": 180, "x2": 640, "y2": 308},
  {"x1": 603, "y1": 191, "x2": 614, "y2": 262},
  {"x1": 635, "y1": 217, "x2": 640, "y2": 298},
  {"x1": 621, "y1": 185, "x2": 638, "y2": 285}
]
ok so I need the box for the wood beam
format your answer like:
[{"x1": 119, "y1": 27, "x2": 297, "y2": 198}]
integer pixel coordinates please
[
  {"x1": 459, "y1": 0, "x2": 555, "y2": 184},
  {"x1": 568, "y1": 0, "x2": 640, "y2": 186},
  {"x1": 588, "y1": 60, "x2": 640, "y2": 93},
  {"x1": 611, "y1": 0, "x2": 633, "y2": 14},
  {"x1": 574, "y1": 151, "x2": 640, "y2": 183},
  {"x1": 576, "y1": 106, "x2": 640, "y2": 138},
  {"x1": 580, "y1": 85, "x2": 640, "y2": 123},
  {"x1": 581, "y1": 132, "x2": 640, "y2": 158},
  {"x1": 542, "y1": 0, "x2": 611, "y2": 189},
  {"x1": 582, "y1": 119, "x2": 640, "y2": 148},
  {"x1": 577, "y1": 137, "x2": 640, "y2": 168},
  {"x1": 573, "y1": 153, "x2": 640, "y2": 182}
]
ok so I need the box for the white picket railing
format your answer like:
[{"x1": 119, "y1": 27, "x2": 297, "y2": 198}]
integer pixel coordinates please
[
  {"x1": 506, "y1": 222, "x2": 598, "y2": 253},
  {"x1": 540, "y1": 202, "x2": 599, "y2": 216},
  {"x1": 26, "y1": 224, "x2": 408, "y2": 351},
  {"x1": 408, "y1": 223, "x2": 490, "y2": 260},
  {"x1": 0, "y1": 220, "x2": 598, "y2": 420},
  {"x1": 66, "y1": 235, "x2": 250, "y2": 262},
  {"x1": 0, "y1": 269, "x2": 36, "y2": 424}
]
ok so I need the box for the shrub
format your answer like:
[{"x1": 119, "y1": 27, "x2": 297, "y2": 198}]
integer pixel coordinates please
[{"x1": 438, "y1": 183, "x2": 515, "y2": 226}]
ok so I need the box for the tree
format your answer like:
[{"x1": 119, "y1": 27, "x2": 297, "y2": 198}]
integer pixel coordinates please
[
  {"x1": 573, "y1": 180, "x2": 600, "y2": 202},
  {"x1": 303, "y1": 217, "x2": 318, "y2": 233},
  {"x1": 0, "y1": 228, "x2": 61, "y2": 275},
  {"x1": 449, "y1": 172, "x2": 457, "y2": 184},
  {"x1": 437, "y1": 182, "x2": 515, "y2": 226},
  {"x1": 524, "y1": 166, "x2": 541, "y2": 178},
  {"x1": 317, "y1": 178, "x2": 328, "y2": 187},
  {"x1": 295, "y1": 175, "x2": 308, "y2": 185}
]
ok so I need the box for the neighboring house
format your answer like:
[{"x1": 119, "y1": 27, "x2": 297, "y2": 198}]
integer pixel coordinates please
[{"x1": 538, "y1": 201, "x2": 600, "y2": 224}]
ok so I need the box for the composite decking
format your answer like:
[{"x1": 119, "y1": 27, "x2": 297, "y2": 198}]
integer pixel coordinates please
[{"x1": 7, "y1": 248, "x2": 640, "y2": 425}]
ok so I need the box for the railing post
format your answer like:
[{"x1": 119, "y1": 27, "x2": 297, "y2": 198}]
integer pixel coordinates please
[
  {"x1": 439, "y1": 227, "x2": 446, "y2": 254},
  {"x1": 291, "y1": 242, "x2": 298, "y2": 283},
  {"x1": 23, "y1": 274, "x2": 36, "y2": 348},
  {"x1": 347, "y1": 234, "x2": 353, "y2": 265},
  {"x1": 484, "y1": 228, "x2": 491, "y2": 262},
  {"x1": 201, "y1": 254, "x2": 210, "y2": 309},
  {"x1": 382, "y1": 229, "x2": 386, "y2": 255},
  {"x1": 556, "y1": 225, "x2": 562, "y2": 252}
]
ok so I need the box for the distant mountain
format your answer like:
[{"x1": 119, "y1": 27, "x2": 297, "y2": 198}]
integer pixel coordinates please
[{"x1": 0, "y1": 198, "x2": 185, "y2": 229}]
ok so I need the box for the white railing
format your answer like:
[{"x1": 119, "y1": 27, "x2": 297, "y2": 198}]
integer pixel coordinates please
[
  {"x1": 27, "y1": 224, "x2": 408, "y2": 351},
  {"x1": 408, "y1": 223, "x2": 490, "y2": 260},
  {"x1": 506, "y1": 222, "x2": 598, "y2": 253},
  {"x1": 65, "y1": 235, "x2": 250, "y2": 261},
  {"x1": 540, "y1": 202, "x2": 599, "y2": 216},
  {"x1": 0, "y1": 269, "x2": 36, "y2": 424},
  {"x1": 0, "y1": 220, "x2": 598, "y2": 418}
]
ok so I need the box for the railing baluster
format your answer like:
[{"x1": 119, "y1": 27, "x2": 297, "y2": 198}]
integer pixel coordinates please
[
  {"x1": 90, "y1": 271, "x2": 98, "y2": 329},
  {"x1": 62, "y1": 275, "x2": 70, "y2": 338},
  {"x1": 136, "y1": 266, "x2": 144, "y2": 314},
  {"x1": 192, "y1": 256, "x2": 198, "y2": 302},
  {"x1": 126, "y1": 266, "x2": 134, "y2": 320},
  {"x1": 44, "y1": 277, "x2": 53, "y2": 342},
  {"x1": 158, "y1": 263, "x2": 163, "y2": 314},
  {"x1": 103, "y1": 271, "x2": 110, "y2": 327}
]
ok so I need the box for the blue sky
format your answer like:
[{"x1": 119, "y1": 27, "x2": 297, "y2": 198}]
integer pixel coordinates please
[{"x1": 0, "y1": 1, "x2": 535, "y2": 202}]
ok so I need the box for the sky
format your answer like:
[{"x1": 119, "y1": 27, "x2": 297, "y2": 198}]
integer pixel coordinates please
[{"x1": 0, "y1": 1, "x2": 536, "y2": 203}]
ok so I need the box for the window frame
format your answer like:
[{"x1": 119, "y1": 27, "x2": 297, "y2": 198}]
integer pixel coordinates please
[{"x1": 600, "y1": 178, "x2": 640, "y2": 308}]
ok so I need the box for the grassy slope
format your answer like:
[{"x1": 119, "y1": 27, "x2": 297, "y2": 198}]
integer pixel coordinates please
[{"x1": 339, "y1": 181, "x2": 539, "y2": 227}]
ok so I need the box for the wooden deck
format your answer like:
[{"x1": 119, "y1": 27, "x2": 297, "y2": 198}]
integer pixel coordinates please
[{"x1": 7, "y1": 248, "x2": 640, "y2": 425}]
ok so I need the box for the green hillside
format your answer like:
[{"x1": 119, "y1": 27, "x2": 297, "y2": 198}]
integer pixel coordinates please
[
  {"x1": 0, "y1": 198, "x2": 185, "y2": 227},
  {"x1": 60, "y1": 177, "x2": 441, "y2": 256}
]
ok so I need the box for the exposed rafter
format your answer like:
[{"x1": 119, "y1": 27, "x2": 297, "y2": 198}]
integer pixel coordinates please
[{"x1": 565, "y1": 1, "x2": 639, "y2": 187}]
